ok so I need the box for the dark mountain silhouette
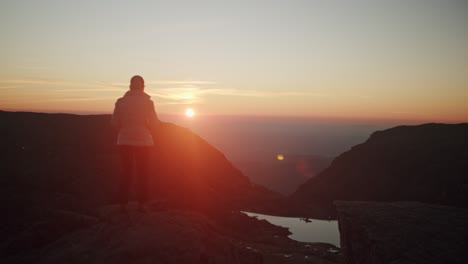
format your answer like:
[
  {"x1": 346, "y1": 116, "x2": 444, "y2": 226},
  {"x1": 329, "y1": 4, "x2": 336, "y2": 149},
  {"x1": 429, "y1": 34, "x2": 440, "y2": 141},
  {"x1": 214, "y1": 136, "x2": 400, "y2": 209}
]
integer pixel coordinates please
[
  {"x1": 0, "y1": 110, "x2": 289, "y2": 212},
  {"x1": 0, "y1": 110, "x2": 340, "y2": 263},
  {"x1": 291, "y1": 123, "x2": 468, "y2": 208},
  {"x1": 0, "y1": 112, "x2": 290, "y2": 234}
]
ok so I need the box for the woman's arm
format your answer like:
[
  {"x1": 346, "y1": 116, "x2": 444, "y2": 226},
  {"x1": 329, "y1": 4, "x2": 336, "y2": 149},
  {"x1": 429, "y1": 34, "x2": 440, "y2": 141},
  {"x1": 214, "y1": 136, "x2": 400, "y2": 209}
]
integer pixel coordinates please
[
  {"x1": 111, "y1": 101, "x2": 121, "y2": 129},
  {"x1": 147, "y1": 99, "x2": 160, "y2": 131}
]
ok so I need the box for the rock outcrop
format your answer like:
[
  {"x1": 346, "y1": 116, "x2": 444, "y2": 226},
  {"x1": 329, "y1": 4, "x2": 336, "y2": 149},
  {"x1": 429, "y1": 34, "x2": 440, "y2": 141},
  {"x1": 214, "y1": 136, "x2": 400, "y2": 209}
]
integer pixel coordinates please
[
  {"x1": 291, "y1": 123, "x2": 468, "y2": 208},
  {"x1": 2, "y1": 203, "x2": 340, "y2": 264},
  {"x1": 335, "y1": 201, "x2": 468, "y2": 264},
  {"x1": 1, "y1": 204, "x2": 261, "y2": 263}
]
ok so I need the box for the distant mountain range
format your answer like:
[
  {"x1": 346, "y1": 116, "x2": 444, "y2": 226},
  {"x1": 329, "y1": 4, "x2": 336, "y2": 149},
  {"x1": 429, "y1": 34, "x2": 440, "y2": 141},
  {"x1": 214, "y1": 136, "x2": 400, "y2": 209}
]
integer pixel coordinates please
[
  {"x1": 291, "y1": 123, "x2": 468, "y2": 208},
  {"x1": 165, "y1": 114, "x2": 391, "y2": 196}
]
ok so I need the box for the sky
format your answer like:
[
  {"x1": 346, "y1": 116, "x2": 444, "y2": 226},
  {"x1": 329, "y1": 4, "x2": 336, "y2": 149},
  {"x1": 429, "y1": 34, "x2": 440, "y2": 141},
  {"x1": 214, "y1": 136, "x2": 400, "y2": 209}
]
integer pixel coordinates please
[{"x1": 1, "y1": 0, "x2": 467, "y2": 122}]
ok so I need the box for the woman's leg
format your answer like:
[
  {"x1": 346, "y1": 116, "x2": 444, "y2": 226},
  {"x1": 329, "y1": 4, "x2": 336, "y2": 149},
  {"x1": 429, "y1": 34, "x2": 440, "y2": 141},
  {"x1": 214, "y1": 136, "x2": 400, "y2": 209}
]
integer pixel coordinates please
[
  {"x1": 135, "y1": 146, "x2": 150, "y2": 205},
  {"x1": 119, "y1": 145, "x2": 134, "y2": 207}
]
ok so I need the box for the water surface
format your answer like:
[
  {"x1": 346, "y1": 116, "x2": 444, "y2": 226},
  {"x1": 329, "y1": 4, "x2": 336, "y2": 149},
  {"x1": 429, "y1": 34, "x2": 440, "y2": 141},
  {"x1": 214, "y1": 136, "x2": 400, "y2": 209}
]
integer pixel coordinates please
[{"x1": 244, "y1": 212, "x2": 340, "y2": 247}]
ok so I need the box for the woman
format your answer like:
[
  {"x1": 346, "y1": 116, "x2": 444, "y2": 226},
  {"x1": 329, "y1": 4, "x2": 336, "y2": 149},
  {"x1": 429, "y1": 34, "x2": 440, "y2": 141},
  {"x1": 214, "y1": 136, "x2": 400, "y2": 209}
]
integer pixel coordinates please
[{"x1": 111, "y1": 75, "x2": 160, "y2": 211}]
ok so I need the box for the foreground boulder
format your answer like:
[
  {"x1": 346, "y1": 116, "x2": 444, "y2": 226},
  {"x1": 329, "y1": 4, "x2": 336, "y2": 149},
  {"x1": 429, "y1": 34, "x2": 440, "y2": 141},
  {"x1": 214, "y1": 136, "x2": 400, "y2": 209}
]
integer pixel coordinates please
[{"x1": 335, "y1": 201, "x2": 468, "y2": 264}]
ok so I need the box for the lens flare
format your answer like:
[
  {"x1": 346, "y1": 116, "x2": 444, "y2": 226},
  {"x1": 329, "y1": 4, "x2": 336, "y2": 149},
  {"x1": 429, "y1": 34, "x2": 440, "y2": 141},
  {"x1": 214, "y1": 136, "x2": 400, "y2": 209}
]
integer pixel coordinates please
[{"x1": 277, "y1": 154, "x2": 284, "y2": 161}]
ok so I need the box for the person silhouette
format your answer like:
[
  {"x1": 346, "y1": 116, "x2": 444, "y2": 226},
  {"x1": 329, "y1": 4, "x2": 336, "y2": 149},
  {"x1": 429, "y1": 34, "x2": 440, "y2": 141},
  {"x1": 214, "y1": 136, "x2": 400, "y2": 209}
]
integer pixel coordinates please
[{"x1": 111, "y1": 75, "x2": 160, "y2": 211}]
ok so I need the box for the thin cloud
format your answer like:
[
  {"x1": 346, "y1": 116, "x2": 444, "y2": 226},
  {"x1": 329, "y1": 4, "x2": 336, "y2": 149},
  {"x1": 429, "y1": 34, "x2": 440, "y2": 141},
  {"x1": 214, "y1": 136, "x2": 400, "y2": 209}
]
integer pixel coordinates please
[
  {"x1": 389, "y1": 111, "x2": 418, "y2": 115},
  {"x1": 0, "y1": 86, "x2": 21, "y2": 89},
  {"x1": 149, "y1": 86, "x2": 331, "y2": 105},
  {"x1": 1, "y1": 77, "x2": 337, "y2": 106},
  {"x1": 197, "y1": 88, "x2": 330, "y2": 98},
  {"x1": 147, "y1": 80, "x2": 216, "y2": 85},
  {"x1": 150, "y1": 87, "x2": 203, "y2": 105},
  {"x1": 51, "y1": 88, "x2": 123, "y2": 92},
  {"x1": 3, "y1": 78, "x2": 70, "y2": 85},
  {"x1": 0, "y1": 96, "x2": 115, "y2": 106},
  {"x1": 102, "y1": 81, "x2": 128, "y2": 87},
  {"x1": 154, "y1": 87, "x2": 329, "y2": 97},
  {"x1": 38, "y1": 97, "x2": 116, "y2": 103},
  {"x1": 0, "y1": 78, "x2": 99, "y2": 87},
  {"x1": 156, "y1": 100, "x2": 201, "y2": 105},
  {"x1": 333, "y1": 93, "x2": 374, "y2": 99},
  {"x1": 101, "y1": 80, "x2": 216, "y2": 87},
  {"x1": 1, "y1": 78, "x2": 122, "y2": 90},
  {"x1": 2, "y1": 78, "x2": 371, "y2": 100},
  {"x1": 15, "y1": 66, "x2": 52, "y2": 71}
]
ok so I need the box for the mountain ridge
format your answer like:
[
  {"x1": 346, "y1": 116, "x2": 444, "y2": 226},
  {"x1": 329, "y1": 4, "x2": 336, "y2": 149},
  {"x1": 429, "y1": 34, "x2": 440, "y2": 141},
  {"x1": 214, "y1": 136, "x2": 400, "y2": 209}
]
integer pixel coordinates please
[
  {"x1": 291, "y1": 123, "x2": 468, "y2": 209},
  {"x1": 0, "y1": 110, "x2": 297, "y2": 228},
  {"x1": 0, "y1": 110, "x2": 341, "y2": 263}
]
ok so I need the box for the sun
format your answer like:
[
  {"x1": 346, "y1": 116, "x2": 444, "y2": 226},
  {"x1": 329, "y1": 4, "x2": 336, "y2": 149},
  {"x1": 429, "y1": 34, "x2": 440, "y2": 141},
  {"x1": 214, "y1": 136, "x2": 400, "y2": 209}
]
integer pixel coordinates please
[{"x1": 185, "y1": 108, "x2": 195, "y2": 118}]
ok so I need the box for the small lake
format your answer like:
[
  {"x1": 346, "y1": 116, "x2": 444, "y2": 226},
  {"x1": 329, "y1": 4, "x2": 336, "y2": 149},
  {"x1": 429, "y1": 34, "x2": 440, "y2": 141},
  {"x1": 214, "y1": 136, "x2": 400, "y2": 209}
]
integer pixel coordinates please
[{"x1": 243, "y1": 212, "x2": 340, "y2": 247}]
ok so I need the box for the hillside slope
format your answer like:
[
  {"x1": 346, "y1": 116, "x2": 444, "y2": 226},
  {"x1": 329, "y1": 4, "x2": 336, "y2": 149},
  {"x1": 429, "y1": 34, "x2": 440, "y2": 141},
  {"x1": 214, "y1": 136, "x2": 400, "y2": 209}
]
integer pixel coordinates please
[
  {"x1": 0, "y1": 111, "x2": 298, "y2": 241},
  {"x1": 291, "y1": 123, "x2": 468, "y2": 208}
]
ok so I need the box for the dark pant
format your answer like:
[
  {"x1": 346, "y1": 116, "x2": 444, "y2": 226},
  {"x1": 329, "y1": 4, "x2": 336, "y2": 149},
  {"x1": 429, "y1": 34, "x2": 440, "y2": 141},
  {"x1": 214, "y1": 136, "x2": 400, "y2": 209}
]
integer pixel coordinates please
[{"x1": 118, "y1": 145, "x2": 151, "y2": 205}]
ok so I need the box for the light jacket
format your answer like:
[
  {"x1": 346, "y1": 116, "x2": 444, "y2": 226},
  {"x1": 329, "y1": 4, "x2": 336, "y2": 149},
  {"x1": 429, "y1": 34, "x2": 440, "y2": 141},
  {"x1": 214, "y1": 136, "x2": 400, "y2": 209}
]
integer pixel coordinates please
[{"x1": 111, "y1": 90, "x2": 160, "y2": 146}]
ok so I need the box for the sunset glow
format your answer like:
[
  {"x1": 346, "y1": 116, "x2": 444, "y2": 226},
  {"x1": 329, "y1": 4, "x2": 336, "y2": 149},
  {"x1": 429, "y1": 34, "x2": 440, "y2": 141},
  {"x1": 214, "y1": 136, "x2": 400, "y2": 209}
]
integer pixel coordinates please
[{"x1": 0, "y1": 1, "x2": 467, "y2": 122}]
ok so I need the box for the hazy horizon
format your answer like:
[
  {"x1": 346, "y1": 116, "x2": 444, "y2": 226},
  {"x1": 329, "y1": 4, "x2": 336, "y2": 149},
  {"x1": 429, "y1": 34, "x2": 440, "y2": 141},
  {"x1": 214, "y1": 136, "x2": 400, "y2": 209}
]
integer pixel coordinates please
[
  {"x1": 0, "y1": 108, "x2": 423, "y2": 165},
  {"x1": 0, "y1": 107, "x2": 458, "y2": 163}
]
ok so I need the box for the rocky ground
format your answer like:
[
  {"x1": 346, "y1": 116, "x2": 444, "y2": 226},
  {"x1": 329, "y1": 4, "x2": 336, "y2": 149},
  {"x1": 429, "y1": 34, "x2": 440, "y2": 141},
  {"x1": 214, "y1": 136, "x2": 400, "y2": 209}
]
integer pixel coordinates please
[
  {"x1": 335, "y1": 201, "x2": 468, "y2": 264},
  {"x1": 1, "y1": 201, "x2": 340, "y2": 264}
]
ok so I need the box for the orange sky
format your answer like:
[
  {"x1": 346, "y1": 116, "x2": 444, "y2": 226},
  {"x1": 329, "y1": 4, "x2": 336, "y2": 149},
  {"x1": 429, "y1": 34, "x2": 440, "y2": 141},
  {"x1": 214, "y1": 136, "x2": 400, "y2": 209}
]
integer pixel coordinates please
[{"x1": 1, "y1": 1, "x2": 467, "y2": 123}]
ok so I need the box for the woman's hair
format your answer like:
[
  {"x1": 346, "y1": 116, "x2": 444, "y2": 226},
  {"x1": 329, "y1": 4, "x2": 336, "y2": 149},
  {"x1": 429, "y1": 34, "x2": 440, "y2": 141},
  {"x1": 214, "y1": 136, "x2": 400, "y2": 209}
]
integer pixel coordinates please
[{"x1": 130, "y1": 75, "x2": 145, "y2": 90}]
